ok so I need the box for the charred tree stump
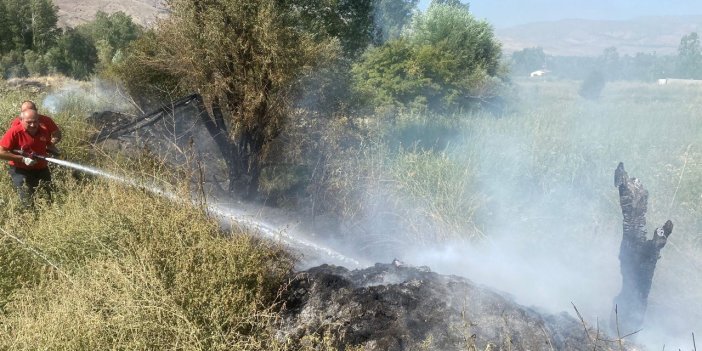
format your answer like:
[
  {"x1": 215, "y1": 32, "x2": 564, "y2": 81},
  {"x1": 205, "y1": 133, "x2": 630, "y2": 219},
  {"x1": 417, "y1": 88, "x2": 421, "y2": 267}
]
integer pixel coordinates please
[{"x1": 612, "y1": 162, "x2": 673, "y2": 334}]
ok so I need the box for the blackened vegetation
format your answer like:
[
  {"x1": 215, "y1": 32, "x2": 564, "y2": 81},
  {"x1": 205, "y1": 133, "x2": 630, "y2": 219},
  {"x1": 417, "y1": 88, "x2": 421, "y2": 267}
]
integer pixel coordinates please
[
  {"x1": 90, "y1": 94, "x2": 232, "y2": 192},
  {"x1": 279, "y1": 262, "x2": 626, "y2": 350},
  {"x1": 613, "y1": 162, "x2": 673, "y2": 334}
]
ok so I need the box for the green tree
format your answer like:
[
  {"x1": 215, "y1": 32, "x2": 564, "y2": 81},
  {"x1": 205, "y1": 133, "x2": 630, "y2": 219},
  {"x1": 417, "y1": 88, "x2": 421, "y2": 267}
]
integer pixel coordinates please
[
  {"x1": 23, "y1": 49, "x2": 47, "y2": 75},
  {"x1": 77, "y1": 11, "x2": 142, "y2": 72},
  {"x1": 429, "y1": 0, "x2": 469, "y2": 10},
  {"x1": 372, "y1": 0, "x2": 418, "y2": 44},
  {"x1": 120, "y1": 0, "x2": 337, "y2": 198},
  {"x1": 352, "y1": 38, "x2": 423, "y2": 109},
  {"x1": 578, "y1": 70, "x2": 605, "y2": 100},
  {"x1": 677, "y1": 32, "x2": 702, "y2": 79},
  {"x1": 0, "y1": 0, "x2": 60, "y2": 78},
  {"x1": 47, "y1": 28, "x2": 98, "y2": 80},
  {"x1": 618, "y1": 52, "x2": 661, "y2": 81},
  {"x1": 599, "y1": 46, "x2": 620, "y2": 80},
  {"x1": 289, "y1": 0, "x2": 374, "y2": 58},
  {"x1": 352, "y1": 2, "x2": 503, "y2": 112},
  {"x1": 0, "y1": 49, "x2": 26, "y2": 78},
  {"x1": 511, "y1": 47, "x2": 546, "y2": 76},
  {"x1": 28, "y1": 0, "x2": 59, "y2": 53},
  {"x1": 0, "y1": 2, "x2": 11, "y2": 53},
  {"x1": 3, "y1": 0, "x2": 31, "y2": 51}
]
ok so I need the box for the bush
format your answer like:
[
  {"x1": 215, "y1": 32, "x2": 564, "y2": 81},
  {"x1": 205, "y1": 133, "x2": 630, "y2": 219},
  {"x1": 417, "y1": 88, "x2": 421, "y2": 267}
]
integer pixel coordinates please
[
  {"x1": 351, "y1": 3, "x2": 504, "y2": 113},
  {"x1": 578, "y1": 70, "x2": 606, "y2": 99}
]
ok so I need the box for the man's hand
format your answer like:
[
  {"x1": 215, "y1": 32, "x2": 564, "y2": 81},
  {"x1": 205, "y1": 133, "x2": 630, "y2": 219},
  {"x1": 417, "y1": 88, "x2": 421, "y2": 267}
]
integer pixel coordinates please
[
  {"x1": 22, "y1": 157, "x2": 36, "y2": 166},
  {"x1": 47, "y1": 145, "x2": 61, "y2": 157}
]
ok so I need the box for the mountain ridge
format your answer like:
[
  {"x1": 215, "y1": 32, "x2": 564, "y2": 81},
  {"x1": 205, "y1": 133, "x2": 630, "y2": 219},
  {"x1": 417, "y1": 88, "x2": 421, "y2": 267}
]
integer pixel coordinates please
[
  {"x1": 496, "y1": 15, "x2": 702, "y2": 56},
  {"x1": 51, "y1": 2, "x2": 700, "y2": 58}
]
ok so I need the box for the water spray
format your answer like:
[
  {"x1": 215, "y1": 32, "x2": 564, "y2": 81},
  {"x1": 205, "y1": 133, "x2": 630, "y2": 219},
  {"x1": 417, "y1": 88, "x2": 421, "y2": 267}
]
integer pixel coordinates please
[{"x1": 14, "y1": 149, "x2": 361, "y2": 267}]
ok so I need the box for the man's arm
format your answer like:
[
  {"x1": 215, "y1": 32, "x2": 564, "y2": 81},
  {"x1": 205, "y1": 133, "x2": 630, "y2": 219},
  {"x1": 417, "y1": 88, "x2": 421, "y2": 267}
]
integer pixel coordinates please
[{"x1": 0, "y1": 145, "x2": 23, "y2": 163}]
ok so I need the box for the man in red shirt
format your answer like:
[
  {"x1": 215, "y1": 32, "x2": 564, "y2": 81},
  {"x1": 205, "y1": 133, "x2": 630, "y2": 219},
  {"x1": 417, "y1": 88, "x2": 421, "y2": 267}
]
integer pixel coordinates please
[
  {"x1": 0, "y1": 108, "x2": 54, "y2": 207},
  {"x1": 11, "y1": 100, "x2": 61, "y2": 154}
]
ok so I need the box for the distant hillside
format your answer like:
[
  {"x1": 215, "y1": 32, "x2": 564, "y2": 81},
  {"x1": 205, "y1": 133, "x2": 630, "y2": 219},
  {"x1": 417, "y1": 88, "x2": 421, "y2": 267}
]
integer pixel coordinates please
[
  {"x1": 52, "y1": 2, "x2": 701, "y2": 59},
  {"x1": 496, "y1": 15, "x2": 702, "y2": 57},
  {"x1": 53, "y1": 0, "x2": 167, "y2": 28}
]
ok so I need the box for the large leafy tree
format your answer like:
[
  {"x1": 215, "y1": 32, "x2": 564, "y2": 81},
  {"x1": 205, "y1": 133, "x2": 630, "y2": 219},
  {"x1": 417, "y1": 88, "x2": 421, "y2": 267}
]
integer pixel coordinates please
[
  {"x1": 46, "y1": 28, "x2": 98, "y2": 80},
  {"x1": 0, "y1": 0, "x2": 58, "y2": 53},
  {"x1": 121, "y1": 0, "x2": 337, "y2": 197},
  {"x1": 599, "y1": 46, "x2": 620, "y2": 80},
  {"x1": 289, "y1": 0, "x2": 374, "y2": 58},
  {"x1": 352, "y1": 2, "x2": 503, "y2": 113},
  {"x1": 28, "y1": 0, "x2": 59, "y2": 53},
  {"x1": 0, "y1": 2, "x2": 11, "y2": 53},
  {"x1": 429, "y1": 0, "x2": 469, "y2": 10},
  {"x1": 677, "y1": 32, "x2": 702, "y2": 79},
  {"x1": 288, "y1": 0, "x2": 419, "y2": 55},
  {"x1": 82, "y1": 11, "x2": 142, "y2": 50},
  {"x1": 0, "y1": 0, "x2": 64, "y2": 78},
  {"x1": 511, "y1": 47, "x2": 546, "y2": 76},
  {"x1": 3, "y1": 0, "x2": 32, "y2": 51},
  {"x1": 372, "y1": 0, "x2": 418, "y2": 44},
  {"x1": 77, "y1": 11, "x2": 142, "y2": 71},
  {"x1": 284, "y1": 0, "x2": 418, "y2": 113}
]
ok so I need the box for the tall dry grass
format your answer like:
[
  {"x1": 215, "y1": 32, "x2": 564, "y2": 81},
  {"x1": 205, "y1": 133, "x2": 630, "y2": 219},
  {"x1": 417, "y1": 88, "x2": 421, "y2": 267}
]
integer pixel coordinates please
[
  {"x1": 0, "y1": 178, "x2": 296, "y2": 350},
  {"x1": 0, "y1": 78, "x2": 298, "y2": 350}
]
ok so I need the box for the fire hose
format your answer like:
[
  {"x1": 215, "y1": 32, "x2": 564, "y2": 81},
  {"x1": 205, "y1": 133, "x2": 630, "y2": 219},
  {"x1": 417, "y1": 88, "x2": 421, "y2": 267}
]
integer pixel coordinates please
[{"x1": 12, "y1": 149, "x2": 60, "y2": 165}]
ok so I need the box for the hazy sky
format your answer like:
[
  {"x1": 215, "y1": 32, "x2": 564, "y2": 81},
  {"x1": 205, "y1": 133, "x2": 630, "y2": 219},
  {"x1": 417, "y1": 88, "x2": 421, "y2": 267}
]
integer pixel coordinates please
[{"x1": 418, "y1": 0, "x2": 702, "y2": 27}]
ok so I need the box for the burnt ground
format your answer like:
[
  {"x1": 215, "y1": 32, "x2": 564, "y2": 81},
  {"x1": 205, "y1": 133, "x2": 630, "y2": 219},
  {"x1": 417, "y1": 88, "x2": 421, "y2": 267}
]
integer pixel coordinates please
[{"x1": 278, "y1": 261, "x2": 640, "y2": 351}]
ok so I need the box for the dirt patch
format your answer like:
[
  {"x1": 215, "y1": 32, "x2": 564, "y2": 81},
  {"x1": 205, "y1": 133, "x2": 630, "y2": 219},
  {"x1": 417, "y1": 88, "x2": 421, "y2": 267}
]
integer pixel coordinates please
[
  {"x1": 53, "y1": 0, "x2": 168, "y2": 28},
  {"x1": 4, "y1": 77, "x2": 56, "y2": 94}
]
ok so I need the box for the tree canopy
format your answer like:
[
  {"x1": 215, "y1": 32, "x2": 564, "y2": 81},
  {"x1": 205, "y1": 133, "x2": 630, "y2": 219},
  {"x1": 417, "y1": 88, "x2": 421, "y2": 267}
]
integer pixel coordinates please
[
  {"x1": 0, "y1": 0, "x2": 140, "y2": 79},
  {"x1": 352, "y1": 2, "x2": 504, "y2": 113},
  {"x1": 119, "y1": 0, "x2": 340, "y2": 196},
  {"x1": 511, "y1": 47, "x2": 546, "y2": 76},
  {"x1": 372, "y1": 0, "x2": 418, "y2": 44},
  {"x1": 677, "y1": 32, "x2": 702, "y2": 79}
]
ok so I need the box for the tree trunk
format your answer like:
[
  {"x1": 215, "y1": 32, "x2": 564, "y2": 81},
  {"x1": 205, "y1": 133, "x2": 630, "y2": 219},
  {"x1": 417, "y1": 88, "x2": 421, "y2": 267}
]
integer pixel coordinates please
[
  {"x1": 209, "y1": 97, "x2": 245, "y2": 192},
  {"x1": 612, "y1": 162, "x2": 673, "y2": 334}
]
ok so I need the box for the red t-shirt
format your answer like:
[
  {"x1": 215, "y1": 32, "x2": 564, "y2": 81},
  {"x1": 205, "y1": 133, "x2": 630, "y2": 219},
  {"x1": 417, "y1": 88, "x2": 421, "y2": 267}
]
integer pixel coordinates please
[
  {"x1": 11, "y1": 115, "x2": 59, "y2": 136},
  {"x1": 0, "y1": 123, "x2": 51, "y2": 169}
]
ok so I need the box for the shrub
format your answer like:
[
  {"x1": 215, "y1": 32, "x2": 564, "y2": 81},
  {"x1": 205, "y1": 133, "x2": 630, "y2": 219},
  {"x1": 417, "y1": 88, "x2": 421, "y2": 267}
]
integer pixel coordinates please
[
  {"x1": 578, "y1": 70, "x2": 606, "y2": 99},
  {"x1": 352, "y1": 3, "x2": 504, "y2": 113}
]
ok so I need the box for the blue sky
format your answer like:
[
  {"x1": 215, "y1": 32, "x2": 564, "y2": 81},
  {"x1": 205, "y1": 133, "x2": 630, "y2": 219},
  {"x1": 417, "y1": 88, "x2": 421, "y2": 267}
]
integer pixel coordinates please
[{"x1": 418, "y1": 0, "x2": 702, "y2": 27}]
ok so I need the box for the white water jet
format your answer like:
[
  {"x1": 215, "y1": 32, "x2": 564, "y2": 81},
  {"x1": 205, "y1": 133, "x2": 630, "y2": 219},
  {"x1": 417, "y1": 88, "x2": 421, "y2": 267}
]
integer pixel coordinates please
[{"x1": 47, "y1": 157, "x2": 362, "y2": 268}]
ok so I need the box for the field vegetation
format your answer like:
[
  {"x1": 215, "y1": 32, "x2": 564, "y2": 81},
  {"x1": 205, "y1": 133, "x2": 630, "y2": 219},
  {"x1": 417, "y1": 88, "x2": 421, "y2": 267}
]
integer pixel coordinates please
[
  {"x1": 1, "y1": 72, "x2": 701, "y2": 350},
  {"x1": 1, "y1": 0, "x2": 702, "y2": 348},
  {"x1": 0, "y1": 80, "x2": 305, "y2": 350}
]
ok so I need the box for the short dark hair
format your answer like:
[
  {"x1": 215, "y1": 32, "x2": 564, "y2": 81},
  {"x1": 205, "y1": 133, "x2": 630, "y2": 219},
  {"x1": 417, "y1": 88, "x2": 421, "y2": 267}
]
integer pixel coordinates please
[{"x1": 21, "y1": 100, "x2": 37, "y2": 111}]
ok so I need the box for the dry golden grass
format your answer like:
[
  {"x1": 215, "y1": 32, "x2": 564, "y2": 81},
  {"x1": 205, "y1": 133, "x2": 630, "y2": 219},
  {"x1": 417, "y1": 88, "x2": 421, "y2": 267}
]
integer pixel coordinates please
[{"x1": 0, "y1": 77, "x2": 299, "y2": 350}]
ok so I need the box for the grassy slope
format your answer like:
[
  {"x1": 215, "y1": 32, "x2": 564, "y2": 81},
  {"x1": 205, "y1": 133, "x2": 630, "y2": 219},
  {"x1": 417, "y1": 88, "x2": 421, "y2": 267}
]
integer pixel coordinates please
[{"x1": 0, "y1": 78, "x2": 297, "y2": 350}]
